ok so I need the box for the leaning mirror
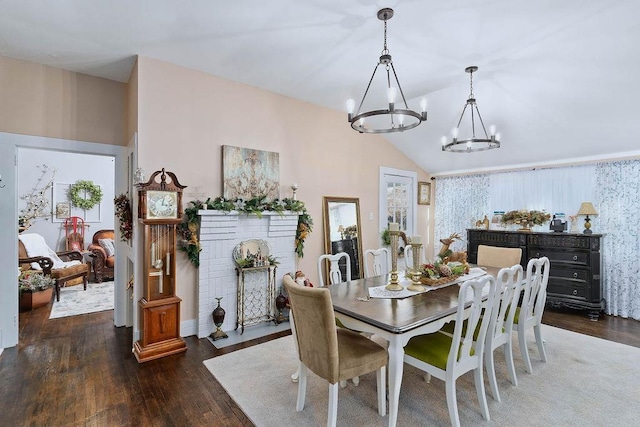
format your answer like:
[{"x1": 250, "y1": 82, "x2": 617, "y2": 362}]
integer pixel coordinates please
[{"x1": 322, "y1": 196, "x2": 364, "y2": 280}]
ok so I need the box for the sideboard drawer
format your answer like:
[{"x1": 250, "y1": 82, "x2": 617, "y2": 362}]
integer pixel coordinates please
[
  {"x1": 550, "y1": 267, "x2": 589, "y2": 283},
  {"x1": 548, "y1": 280, "x2": 587, "y2": 301},
  {"x1": 528, "y1": 247, "x2": 589, "y2": 266}
]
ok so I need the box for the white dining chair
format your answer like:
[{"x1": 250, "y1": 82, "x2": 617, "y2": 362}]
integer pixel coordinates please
[
  {"x1": 317, "y1": 252, "x2": 351, "y2": 287},
  {"x1": 514, "y1": 256, "x2": 550, "y2": 373},
  {"x1": 485, "y1": 263, "x2": 524, "y2": 402},
  {"x1": 404, "y1": 274, "x2": 499, "y2": 427},
  {"x1": 477, "y1": 245, "x2": 522, "y2": 269},
  {"x1": 364, "y1": 248, "x2": 390, "y2": 278}
]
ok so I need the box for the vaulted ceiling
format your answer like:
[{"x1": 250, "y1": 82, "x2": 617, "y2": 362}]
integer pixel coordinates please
[{"x1": 1, "y1": 0, "x2": 639, "y2": 175}]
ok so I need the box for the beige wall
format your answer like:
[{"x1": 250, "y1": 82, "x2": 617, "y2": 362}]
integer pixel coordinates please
[
  {"x1": 136, "y1": 56, "x2": 433, "y2": 323},
  {"x1": 0, "y1": 55, "x2": 125, "y2": 146}
]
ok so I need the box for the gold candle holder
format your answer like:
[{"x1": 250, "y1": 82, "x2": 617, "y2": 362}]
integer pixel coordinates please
[
  {"x1": 407, "y1": 242, "x2": 426, "y2": 292},
  {"x1": 386, "y1": 227, "x2": 403, "y2": 291}
]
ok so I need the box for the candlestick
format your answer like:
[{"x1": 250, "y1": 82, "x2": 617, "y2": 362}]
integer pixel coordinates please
[
  {"x1": 291, "y1": 183, "x2": 298, "y2": 200},
  {"x1": 407, "y1": 242, "x2": 426, "y2": 292},
  {"x1": 385, "y1": 227, "x2": 403, "y2": 291}
]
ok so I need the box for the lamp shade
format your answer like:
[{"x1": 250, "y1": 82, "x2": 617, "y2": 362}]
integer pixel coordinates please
[{"x1": 577, "y1": 202, "x2": 598, "y2": 216}]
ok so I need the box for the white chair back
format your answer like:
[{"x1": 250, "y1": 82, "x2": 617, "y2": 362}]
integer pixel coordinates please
[
  {"x1": 485, "y1": 263, "x2": 524, "y2": 401},
  {"x1": 516, "y1": 256, "x2": 550, "y2": 373},
  {"x1": 317, "y1": 252, "x2": 351, "y2": 287},
  {"x1": 364, "y1": 248, "x2": 390, "y2": 278}
]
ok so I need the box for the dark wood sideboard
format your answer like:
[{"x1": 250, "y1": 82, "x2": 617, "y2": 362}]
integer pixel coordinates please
[
  {"x1": 331, "y1": 237, "x2": 361, "y2": 279},
  {"x1": 467, "y1": 229, "x2": 604, "y2": 319}
]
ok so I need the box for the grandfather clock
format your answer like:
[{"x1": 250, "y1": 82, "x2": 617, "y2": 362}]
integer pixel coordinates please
[{"x1": 133, "y1": 168, "x2": 187, "y2": 363}]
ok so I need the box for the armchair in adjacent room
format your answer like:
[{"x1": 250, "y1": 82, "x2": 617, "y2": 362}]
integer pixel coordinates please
[
  {"x1": 88, "y1": 229, "x2": 115, "y2": 283},
  {"x1": 18, "y1": 233, "x2": 89, "y2": 302}
]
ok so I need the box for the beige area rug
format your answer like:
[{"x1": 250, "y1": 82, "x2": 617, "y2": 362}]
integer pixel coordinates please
[
  {"x1": 204, "y1": 325, "x2": 640, "y2": 426},
  {"x1": 49, "y1": 281, "x2": 114, "y2": 319}
]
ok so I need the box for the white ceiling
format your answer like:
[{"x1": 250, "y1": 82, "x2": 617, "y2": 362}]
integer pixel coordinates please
[{"x1": 1, "y1": 0, "x2": 639, "y2": 175}]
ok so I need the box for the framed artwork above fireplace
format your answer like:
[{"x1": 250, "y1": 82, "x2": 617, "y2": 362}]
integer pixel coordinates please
[{"x1": 222, "y1": 145, "x2": 279, "y2": 200}]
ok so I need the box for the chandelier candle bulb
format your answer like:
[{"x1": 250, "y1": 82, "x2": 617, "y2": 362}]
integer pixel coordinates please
[{"x1": 489, "y1": 124, "x2": 497, "y2": 136}]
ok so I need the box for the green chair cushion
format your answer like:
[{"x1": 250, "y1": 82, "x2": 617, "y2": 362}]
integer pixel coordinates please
[
  {"x1": 512, "y1": 306, "x2": 522, "y2": 324},
  {"x1": 404, "y1": 332, "x2": 455, "y2": 370}
]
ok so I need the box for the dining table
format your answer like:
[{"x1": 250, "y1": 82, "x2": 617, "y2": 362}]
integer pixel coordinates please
[{"x1": 329, "y1": 266, "x2": 500, "y2": 427}]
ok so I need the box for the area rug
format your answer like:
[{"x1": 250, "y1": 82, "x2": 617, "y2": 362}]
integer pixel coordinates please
[
  {"x1": 203, "y1": 325, "x2": 640, "y2": 426},
  {"x1": 49, "y1": 281, "x2": 114, "y2": 319}
]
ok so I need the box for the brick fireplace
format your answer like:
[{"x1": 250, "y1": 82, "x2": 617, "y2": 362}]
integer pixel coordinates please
[{"x1": 196, "y1": 210, "x2": 299, "y2": 338}]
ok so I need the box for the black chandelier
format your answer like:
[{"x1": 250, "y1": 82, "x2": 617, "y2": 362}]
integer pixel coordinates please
[
  {"x1": 346, "y1": 8, "x2": 427, "y2": 134},
  {"x1": 441, "y1": 66, "x2": 501, "y2": 152}
]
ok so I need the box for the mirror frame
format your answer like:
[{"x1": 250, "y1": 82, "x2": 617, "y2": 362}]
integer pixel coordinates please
[{"x1": 322, "y1": 196, "x2": 364, "y2": 280}]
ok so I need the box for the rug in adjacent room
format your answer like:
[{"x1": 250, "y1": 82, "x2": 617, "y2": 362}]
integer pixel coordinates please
[{"x1": 49, "y1": 281, "x2": 114, "y2": 319}]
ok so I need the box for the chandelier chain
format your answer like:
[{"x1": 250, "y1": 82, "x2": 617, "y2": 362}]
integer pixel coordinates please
[
  {"x1": 382, "y1": 19, "x2": 388, "y2": 55},
  {"x1": 469, "y1": 69, "x2": 475, "y2": 98}
]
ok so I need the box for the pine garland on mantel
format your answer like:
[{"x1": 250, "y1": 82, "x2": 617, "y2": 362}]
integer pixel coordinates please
[{"x1": 178, "y1": 196, "x2": 313, "y2": 268}]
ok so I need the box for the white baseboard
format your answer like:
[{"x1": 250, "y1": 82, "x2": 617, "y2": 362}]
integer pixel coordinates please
[{"x1": 180, "y1": 318, "x2": 197, "y2": 337}]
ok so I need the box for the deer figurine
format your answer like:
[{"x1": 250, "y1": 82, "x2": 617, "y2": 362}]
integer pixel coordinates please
[{"x1": 437, "y1": 232, "x2": 469, "y2": 266}]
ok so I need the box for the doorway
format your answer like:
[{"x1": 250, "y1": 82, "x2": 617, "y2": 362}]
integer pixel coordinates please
[{"x1": 0, "y1": 132, "x2": 127, "y2": 349}]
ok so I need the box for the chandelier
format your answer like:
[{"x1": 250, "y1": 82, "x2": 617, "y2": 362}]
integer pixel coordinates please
[
  {"x1": 346, "y1": 8, "x2": 427, "y2": 134},
  {"x1": 441, "y1": 66, "x2": 500, "y2": 152}
]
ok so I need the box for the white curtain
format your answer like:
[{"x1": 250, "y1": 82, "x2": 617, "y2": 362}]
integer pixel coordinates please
[
  {"x1": 595, "y1": 160, "x2": 640, "y2": 319},
  {"x1": 435, "y1": 160, "x2": 640, "y2": 320}
]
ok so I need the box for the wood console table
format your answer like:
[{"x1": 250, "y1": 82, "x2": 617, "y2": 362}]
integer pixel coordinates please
[{"x1": 467, "y1": 229, "x2": 604, "y2": 319}]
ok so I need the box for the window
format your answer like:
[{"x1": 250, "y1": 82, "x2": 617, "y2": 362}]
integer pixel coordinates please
[{"x1": 379, "y1": 167, "x2": 417, "y2": 235}]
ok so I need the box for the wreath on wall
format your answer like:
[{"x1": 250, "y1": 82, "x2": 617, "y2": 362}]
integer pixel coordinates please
[{"x1": 69, "y1": 180, "x2": 103, "y2": 210}]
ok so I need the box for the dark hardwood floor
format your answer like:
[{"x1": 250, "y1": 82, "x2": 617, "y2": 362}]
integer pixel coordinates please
[{"x1": 1, "y1": 303, "x2": 638, "y2": 426}]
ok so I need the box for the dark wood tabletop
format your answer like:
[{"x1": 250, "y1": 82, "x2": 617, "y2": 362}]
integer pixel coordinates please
[{"x1": 330, "y1": 266, "x2": 500, "y2": 334}]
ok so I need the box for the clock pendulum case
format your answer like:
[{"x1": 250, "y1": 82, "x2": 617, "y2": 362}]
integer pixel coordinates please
[{"x1": 133, "y1": 168, "x2": 188, "y2": 363}]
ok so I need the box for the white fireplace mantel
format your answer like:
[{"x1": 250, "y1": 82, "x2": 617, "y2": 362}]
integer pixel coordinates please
[{"x1": 196, "y1": 210, "x2": 299, "y2": 338}]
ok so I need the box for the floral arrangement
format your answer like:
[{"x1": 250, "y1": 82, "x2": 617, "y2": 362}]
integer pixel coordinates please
[
  {"x1": 343, "y1": 225, "x2": 358, "y2": 238},
  {"x1": 19, "y1": 164, "x2": 56, "y2": 232},
  {"x1": 69, "y1": 180, "x2": 103, "y2": 210},
  {"x1": 421, "y1": 260, "x2": 468, "y2": 280},
  {"x1": 178, "y1": 196, "x2": 313, "y2": 268},
  {"x1": 114, "y1": 194, "x2": 133, "y2": 241},
  {"x1": 501, "y1": 209, "x2": 551, "y2": 228},
  {"x1": 18, "y1": 269, "x2": 56, "y2": 293}
]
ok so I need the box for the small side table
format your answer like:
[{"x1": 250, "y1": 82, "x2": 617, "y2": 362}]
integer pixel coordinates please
[{"x1": 81, "y1": 251, "x2": 95, "y2": 282}]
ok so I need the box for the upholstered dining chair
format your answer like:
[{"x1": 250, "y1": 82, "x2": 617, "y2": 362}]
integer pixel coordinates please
[
  {"x1": 485, "y1": 264, "x2": 524, "y2": 402},
  {"x1": 284, "y1": 279, "x2": 388, "y2": 427},
  {"x1": 363, "y1": 248, "x2": 390, "y2": 278},
  {"x1": 514, "y1": 257, "x2": 550, "y2": 374},
  {"x1": 403, "y1": 275, "x2": 498, "y2": 427},
  {"x1": 317, "y1": 252, "x2": 351, "y2": 287},
  {"x1": 477, "y1": 245, "x2": 522, "y2": 269}
]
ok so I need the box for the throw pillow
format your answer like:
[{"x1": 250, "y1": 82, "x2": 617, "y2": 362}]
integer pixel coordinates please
[{"x1": 98, "y1": 238, "x2": 115, "y2": 257}]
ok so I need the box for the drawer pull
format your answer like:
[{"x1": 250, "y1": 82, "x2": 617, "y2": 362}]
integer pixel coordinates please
[
  {"x1": 573, "y1": 273, "x2": 578, "y2": 278},
  {"x1": 573, "y1": 255, "x2": 578, "y2": 261},
  {"x1": 572, "y1": 290, "x2": 578, "y2": 296}
]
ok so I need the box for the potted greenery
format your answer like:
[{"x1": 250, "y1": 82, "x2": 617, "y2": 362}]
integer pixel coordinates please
[
  {"x1": 19, "y1": 269, "x2": 56, "y2": 311},
  {"x1": 501, "y1": 209, "x2": 551, "y2": 231}
]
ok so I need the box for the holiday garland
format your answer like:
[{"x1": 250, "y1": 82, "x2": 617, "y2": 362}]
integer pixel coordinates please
[
  {"x1": 69, "y1": 180, "x2": 103, "y2": 210},
  {"x1": 178, "y1": 196, "x2": 313, "y2": 268},
  {"x1": 114, "y1": 194, "x2": 133, "y2": 241}
]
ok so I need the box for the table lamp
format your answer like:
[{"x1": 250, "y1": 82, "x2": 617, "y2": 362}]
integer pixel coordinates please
[{"x1": 577, "y1": 202, "x2": 598, "y2": 234}]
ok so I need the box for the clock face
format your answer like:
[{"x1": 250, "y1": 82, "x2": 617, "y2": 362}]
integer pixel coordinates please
[{"x1": 147, "y1": 191, "x2": 178, "y2": 219}]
